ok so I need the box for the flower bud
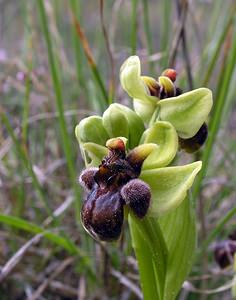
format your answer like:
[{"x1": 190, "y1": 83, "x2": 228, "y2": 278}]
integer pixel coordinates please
[
  {"x1": 214, "y1": 240, "x2": 236, "y2": 269},
  {"x1": 161, "y1": 69, "x2": 177, "y2": 82}
]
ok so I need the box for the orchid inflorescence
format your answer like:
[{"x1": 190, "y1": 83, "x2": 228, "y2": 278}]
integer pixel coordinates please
[{"x1": 75, "y1": 55, "x2": 213, "y2": 300}]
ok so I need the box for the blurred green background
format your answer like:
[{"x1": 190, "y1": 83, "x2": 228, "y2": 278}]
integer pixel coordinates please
[{"x1": 0, "y1": 0, "x2": 236, "y2": 299}]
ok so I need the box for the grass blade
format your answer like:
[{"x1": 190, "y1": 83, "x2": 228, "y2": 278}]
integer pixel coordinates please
[
  {"x1": 193, "y1": 16, "x2": 236, "y2": 202},
  {"x1": 72, "y1": 15, "x2": 109, "y2": 110},
  {"x1": 0, "y1": 111, "x2": 52, "y2": 216},
  {"x1": 37, "y1": 0, "x2": 81, "y2": 215},
  {"x1": 142, "y1": 0, "x2": 154, "y2": 71},
  {"x1": 131, "y1": 0, "x2": 138, "y2": 55}
]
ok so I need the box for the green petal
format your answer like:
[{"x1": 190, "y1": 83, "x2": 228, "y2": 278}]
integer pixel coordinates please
[
  {"x1": 141, "y1": 121, "x2": 178, "y2": 169},
  {"x1": 133, "y1": 99, "x2": 158, "y2": 124},
  {"x1": 120, "y1": 56, "x2": 158, "y2": 123},
  {"x1": 82, "y1": 142, "x2": 107, "y2": 167},
  {"x1": 75, "y1": 116, "x2": 109, "y2": 145},
  {"x1": 159, "y1": 88, "x2": 213, "y2": 138},
  {"x1": 102, "y1": 103, "x2": 145, "y2": 149},
  {"x1": 140, "y1": 161, "x2": 202, "y2": 216}
]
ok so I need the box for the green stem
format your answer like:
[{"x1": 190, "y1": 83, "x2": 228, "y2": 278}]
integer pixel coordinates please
[{"x1": 129, "y1": 214, "x2": 168, "y2": 300}]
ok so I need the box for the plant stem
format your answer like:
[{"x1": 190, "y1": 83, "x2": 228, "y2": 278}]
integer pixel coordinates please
[{"x1": 129, "y1": 214, "x2": 168, "y2": 300}]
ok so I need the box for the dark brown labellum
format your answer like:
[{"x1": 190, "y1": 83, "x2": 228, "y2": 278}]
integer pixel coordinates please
[
  {"x1": 79, "y1": 139, "x2": 151, "y2": 242},
  {"x1": 81, "y1": 187, "x2": 124, "y2": 241}
]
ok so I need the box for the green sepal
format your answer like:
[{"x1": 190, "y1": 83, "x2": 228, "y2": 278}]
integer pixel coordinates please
[
  {"x1": 102, "y1": 103, "x2": 145, "y2": 149},
  {"x1": 120, "y1": 56, "x2": 159, "y2": 123},
  {"x1": 82, "y1": 142, "x2": 107, "y2": 167},
  {"x1": 75, "y1": 116, "x2": 109, "y2": 145},
  {"x1": 140, "y1": 121, "x2": 178, "y2": 169},
  {"x1": 159, "y1": 88, "x2": 213, "y2": 138},
  {"x1": 140, "y1": 161, "x2": 202, "y2": 216},
  {"x1": 103, "y1": 105, "x2": 129, "y2": 140}
]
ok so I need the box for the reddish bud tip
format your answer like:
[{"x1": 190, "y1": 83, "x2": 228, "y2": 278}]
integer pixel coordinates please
[{"x1": 162, "y1": 69, "x2": 177, "y2": 82}]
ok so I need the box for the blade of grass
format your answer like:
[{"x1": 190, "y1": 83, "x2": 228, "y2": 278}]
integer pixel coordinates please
[
  {"x1": 69, "y1": 0, "x2": 88, "y2": 96},
  {"x1": 131, "y1": 0, "x2": 138, "y2": 55},
  {"x1": 193, "y1": 16, "x2": 236, "y2": 202},
  {"x1": 0, "y1": 111, "x2": 52, "y2": 216},
  {"x1": 142, "y1": 0, "x2": 154, "y2": 72},
  {"x1": 72, "y1": 15, "x2": 109, "y2": 109},
  {"x1": 37, "y1": 0, "x2": 81, "y2": 218},
  {"x1": 160, "y1": 0, "x2": 172, "y2": 68},
  {"x1": 202, "y1": 12, "x2": 234, "y2": 86},
  {"x1": 0, "y1": 213, "x2": 93, "y2": 276},
  {"x1": 21, "y1": 2, "x2": 33, "y2": 147},
  {"x1": 99, "y1": 0, "x2": 115, "y2": 101},
  {"x1": 176, "y1": 0, "x2": 194, "y2": 89}
]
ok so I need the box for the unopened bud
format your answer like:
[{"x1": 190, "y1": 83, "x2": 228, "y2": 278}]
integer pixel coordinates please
[{"x1": 162, "y1": 68, "x2": 177, "y2": 82}]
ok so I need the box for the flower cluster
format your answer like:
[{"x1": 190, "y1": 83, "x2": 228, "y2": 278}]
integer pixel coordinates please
[{"x1": 75, "y1": 55, "x2": 213, "y2": 242}]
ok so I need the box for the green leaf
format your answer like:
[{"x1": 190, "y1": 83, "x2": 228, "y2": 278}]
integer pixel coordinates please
[
  {"x1": 75, "y1": 116, "x2": 109, "y2": 145},
  {"x1": 159, "y1": 195, "x2": 196, "y2": 300},
  {"x1": 141, "y1": 121, "x2": 178, "y2": 169},
  {"x1": 120, "y1": 56, "x2": 158, "y2": 123},
  {"x1": 159, "y1": 88, "x2": 213, "y2": 138},
  {"x1": 140, "y1": 161, "x2": 202, "y2": 216},
  {"x1": 0, "y1": 214, "x2": 82, "y2": 255}
]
